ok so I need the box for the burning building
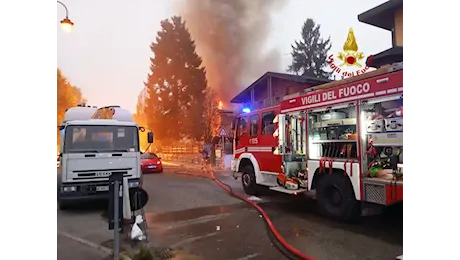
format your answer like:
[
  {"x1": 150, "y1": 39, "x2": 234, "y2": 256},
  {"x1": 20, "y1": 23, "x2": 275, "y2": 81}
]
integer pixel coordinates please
[{"x1": 231, "y1": 71, "x2": 331, "y2": 111}]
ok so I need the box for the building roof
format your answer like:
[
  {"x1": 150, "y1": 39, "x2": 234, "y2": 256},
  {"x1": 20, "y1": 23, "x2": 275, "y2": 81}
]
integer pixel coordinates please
[
  {"x1": 230, "y1": 71, "x2": 331, "y2": 103},
  {"x1": 358, "y1": 0, "x2": 403, "y2": 30},
  {"x1": 367, "y1": 46, "x2": 403, "y2": 68}
]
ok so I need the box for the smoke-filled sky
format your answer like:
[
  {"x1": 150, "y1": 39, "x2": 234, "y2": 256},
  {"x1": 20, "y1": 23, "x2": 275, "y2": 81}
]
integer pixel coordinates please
[
  {"x1": 57, "y1": 0, "x2": 392, "y2": 112},
  {"x1": 175, "y1": 0, "x2": 287, "y2": 104}
]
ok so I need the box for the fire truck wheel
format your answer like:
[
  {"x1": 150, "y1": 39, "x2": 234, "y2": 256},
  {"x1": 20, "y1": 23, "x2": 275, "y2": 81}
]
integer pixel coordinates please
[
  {"x1": 316, "y1": 173, "x2": 359, "y2": 221},
  {"x1": 241, "y1": 165, "x2": 259, "y2": 196}
]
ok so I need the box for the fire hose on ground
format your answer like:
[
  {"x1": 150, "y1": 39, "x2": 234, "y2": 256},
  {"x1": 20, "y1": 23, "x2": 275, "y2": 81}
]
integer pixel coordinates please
[{"x1": 202, "y1": 166, "x2": 315, "y2": 260}]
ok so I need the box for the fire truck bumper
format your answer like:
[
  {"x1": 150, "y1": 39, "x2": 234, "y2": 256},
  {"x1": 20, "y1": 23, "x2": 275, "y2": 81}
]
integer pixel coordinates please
[{"x1": 231, "y1": 158, "x2": 237, "y2": 172}]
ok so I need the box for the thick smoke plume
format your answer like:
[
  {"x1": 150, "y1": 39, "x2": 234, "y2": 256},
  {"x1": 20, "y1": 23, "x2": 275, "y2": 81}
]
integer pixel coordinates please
[{"x1": 174, "y1": 0, "x2": 287, "y2": 106}]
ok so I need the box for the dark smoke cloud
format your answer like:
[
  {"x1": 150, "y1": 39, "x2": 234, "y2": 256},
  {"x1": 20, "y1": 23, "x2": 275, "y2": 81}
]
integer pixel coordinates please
[{"x1": 174, "y1": 0, "x2": 287, "y2": 105}]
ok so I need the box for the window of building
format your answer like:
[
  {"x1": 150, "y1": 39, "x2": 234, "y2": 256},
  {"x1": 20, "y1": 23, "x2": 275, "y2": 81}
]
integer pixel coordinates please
[
  {"x1": 262, "y1": 111, "x2": 276, "y2": 135},
  {"x1": 286, "y1": 85, "x2": 297, "y2": 95},
  {"x1": 250, "y1": 114, "x2": 259, "y2": 136}
]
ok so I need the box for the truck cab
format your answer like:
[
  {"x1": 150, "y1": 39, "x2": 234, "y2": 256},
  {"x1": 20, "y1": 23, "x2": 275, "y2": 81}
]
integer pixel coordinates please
[{"x1": 57, "y1": 105, "x2": 153, "y2": 210}]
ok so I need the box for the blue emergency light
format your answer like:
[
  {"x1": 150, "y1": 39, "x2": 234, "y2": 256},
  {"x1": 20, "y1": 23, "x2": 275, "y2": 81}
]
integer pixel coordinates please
[{"x1": 242, "y1": 108, "x2": 251, "y2": 113}]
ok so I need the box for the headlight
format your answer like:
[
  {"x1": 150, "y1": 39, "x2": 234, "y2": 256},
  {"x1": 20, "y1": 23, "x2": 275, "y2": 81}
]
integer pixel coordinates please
[
  {"x1": 129, "y1": 181, "x2": 140, "y2": 188},
  {"x1": 62, "y1": 186, "x2": 76, "y2": 192}
]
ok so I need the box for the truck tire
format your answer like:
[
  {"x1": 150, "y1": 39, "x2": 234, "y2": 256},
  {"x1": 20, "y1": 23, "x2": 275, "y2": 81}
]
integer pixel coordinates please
[
  {"x1": 316, "y1": 173, "x2": 360, "y2": 221},
  {"x1": 241, "y1": 165, "x2": 259, "y2": 196}
]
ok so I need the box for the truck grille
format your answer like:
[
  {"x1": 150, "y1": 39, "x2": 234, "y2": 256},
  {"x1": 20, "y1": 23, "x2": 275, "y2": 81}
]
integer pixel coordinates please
[{"x1": 72, "y1": 168, "x2": 132, "y2": 180}]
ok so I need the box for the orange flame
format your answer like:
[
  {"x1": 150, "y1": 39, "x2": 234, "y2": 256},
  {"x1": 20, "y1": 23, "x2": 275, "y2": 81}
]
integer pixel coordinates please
[{"x1": 218, "y1": 101, "x2": 223, "y2": 110}]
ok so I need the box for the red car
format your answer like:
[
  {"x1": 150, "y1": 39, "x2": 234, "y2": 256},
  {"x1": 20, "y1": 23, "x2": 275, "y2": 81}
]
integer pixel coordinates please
[{"x1": 141, "y1": 152, "x2": 163, "y2": 173}]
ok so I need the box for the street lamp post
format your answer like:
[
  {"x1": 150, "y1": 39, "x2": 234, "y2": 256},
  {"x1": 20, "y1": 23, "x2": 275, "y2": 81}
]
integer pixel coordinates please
[{"x1": 57, "y1": 1, "x2": 74, "y2": 33}]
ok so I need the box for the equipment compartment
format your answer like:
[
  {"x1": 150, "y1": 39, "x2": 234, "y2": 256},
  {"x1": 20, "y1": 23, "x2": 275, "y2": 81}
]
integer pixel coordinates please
[
  {"x1": 312, "y1": 118, "x2": 356, "y2": 128},
  {"x1": 320, "y1": 112, "x2": 346, "y2": 121},
  {"x1": 308, "y1": 105, "x2": 358, "y2": 160},
  {"x1": 385, "y1": 117, "x2": 403, "y2": 132},
  {"x1": 370, "y1": 132, "x2": 403, "y2": 147},
  {"x1": 366, "y1": 119, "x2": 384, "y2": 133}
]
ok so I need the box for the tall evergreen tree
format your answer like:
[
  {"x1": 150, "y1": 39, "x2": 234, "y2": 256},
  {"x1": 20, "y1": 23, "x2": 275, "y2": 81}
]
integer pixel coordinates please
[
  {"x1": 144, "y1": 16, "x2": 208, "y2": 142},
  {"x1": 287, "y1": 18, "x2": 332, "y2": 79}
]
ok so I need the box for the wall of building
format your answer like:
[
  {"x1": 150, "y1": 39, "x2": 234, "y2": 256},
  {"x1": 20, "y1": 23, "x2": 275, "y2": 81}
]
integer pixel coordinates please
[
  {"x1": 219, "y1": 112, "x2": 234, "y2": 137},
  {"x1": 271, "y1": 78, "x2": 309, "y2": 98},
  {"x1": 254, "y1": 80, "x2": 269, "y2": 102},
  {"x1": 244, "y1": 77, "x2": 321, "y2": 110},
  {"x1": 394, "y1": 7, "x2": 403, "y2": 47}
]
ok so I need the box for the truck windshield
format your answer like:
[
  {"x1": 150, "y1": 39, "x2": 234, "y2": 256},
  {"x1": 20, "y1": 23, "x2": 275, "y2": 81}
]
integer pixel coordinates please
[{"x1": 64, "y1": 125, "x2": 140, "y2": 153}]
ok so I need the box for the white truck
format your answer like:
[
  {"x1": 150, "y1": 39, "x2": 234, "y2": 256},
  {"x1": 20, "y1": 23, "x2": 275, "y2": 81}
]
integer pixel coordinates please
[{"x1": 57, "y1": 104, "x2": 153, "y2": 210}]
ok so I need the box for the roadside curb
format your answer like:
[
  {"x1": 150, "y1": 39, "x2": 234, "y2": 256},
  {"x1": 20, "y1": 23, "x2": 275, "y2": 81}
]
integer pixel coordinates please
[
  {"x1": 162, "y1": 161, "x2": 200, "y2": 169},
  {"x1": 57, "y1": 230, "x2": 132, "y2": 260},
  {"x1": 163, "y1": 161, "x2": 234, "y2": 182},
  {"x1": 163, "y1": 161, "x2": 231, "y2": 175}
]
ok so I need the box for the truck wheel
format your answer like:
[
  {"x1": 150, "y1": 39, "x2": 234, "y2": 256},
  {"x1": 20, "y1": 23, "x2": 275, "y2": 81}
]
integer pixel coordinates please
[
  {"x1": 241, "y1": 165, "x2": 259, "y2": 196},
  {"x1": 316, "y1": 173, "x2": 360, "y2": 221}
]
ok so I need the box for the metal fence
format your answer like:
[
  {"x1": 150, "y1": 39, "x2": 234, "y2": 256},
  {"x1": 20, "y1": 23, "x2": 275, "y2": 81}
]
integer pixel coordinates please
[
  {"x1": 156, "y1": 142, "x2": 232, "y2": 168},
  {"x1": 160, "y1": 145, "x2": 201, "y2": 154}
]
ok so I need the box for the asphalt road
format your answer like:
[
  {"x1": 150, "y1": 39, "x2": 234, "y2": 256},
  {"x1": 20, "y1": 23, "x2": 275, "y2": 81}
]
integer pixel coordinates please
[
  {"x1": 57, "y1": 165, "x2": 403, "y2": 260},
  {"x1": 57, "y1": 233, "x2": 109, "y2": 260}
]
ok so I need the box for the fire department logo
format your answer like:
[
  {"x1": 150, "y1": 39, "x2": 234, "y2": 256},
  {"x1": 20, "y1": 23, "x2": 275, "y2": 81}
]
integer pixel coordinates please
[{"x1": 328, "y1": 28, "x2": 372, "y2": 78}]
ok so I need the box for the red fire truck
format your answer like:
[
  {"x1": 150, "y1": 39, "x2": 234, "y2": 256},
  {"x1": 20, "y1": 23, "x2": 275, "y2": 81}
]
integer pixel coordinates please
[{"x1": 231, "y1": 62, "x2": 403, "y2": 221}]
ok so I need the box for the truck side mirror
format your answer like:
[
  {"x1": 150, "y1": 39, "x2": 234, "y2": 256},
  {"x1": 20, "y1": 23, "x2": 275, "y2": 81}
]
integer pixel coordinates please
[{"x1": 147, "y1": 132, "x2": 154, "y2": 144}]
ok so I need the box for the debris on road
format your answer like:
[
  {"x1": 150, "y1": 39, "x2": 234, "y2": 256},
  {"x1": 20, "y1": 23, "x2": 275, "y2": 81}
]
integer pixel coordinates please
[
  {"x1": 131, "y1": 215, "x2": 146, "y2": 241},
  {"x1": 247, "y1": 196, "x2": 262, "y2": 202}
]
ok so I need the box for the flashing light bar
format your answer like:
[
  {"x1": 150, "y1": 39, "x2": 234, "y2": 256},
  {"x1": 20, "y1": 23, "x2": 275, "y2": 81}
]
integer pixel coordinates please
[{"x1": 242, "y1": 108, "x2": 251, "y2": 113}]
